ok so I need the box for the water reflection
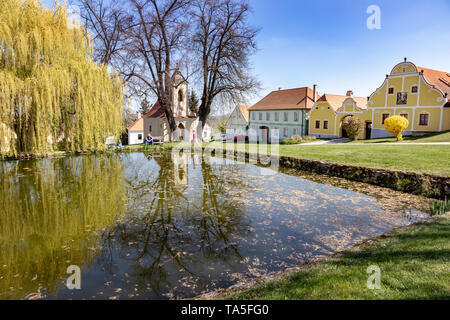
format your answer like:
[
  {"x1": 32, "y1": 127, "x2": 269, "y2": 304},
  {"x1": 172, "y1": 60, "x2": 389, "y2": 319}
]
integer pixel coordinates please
[
  {"x1": 0, "y1": 152, "x2": 428, "y2": 300},
  {"x1": 0, "y1": 155, "x2": 126, "y2": 299}
]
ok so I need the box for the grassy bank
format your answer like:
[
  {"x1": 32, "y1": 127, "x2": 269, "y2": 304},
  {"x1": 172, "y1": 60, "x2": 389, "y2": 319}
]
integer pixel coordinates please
[
  {"x1": 204, "y1": 142, "x2": 450, "y2": 176},
  {"x1": 227, "y1": 213, "x2": 450, "y2": 300},
  {"x1": 348, "y1": 130, "x2": 450, "y2": 144}
]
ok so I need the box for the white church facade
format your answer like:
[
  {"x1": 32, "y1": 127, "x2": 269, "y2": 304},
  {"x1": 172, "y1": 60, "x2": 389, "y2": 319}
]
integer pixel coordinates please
[{"x1": 128, "y1": 71, "x2": 211, "y2": 144}]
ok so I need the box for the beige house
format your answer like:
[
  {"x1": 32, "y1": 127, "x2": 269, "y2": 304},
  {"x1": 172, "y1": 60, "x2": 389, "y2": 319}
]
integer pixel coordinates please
[{"x1": 226, "y1": 105, "x2": 250, "y2": 135}]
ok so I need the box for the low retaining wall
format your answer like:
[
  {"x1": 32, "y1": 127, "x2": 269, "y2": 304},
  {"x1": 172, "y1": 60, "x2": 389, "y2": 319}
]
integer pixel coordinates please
[
  {"x1": 278, "y1": 156, "x2": 449, "y2": 200},
  {"x1": 208, "y1": 148, "x2": 450, "y2": 200}
]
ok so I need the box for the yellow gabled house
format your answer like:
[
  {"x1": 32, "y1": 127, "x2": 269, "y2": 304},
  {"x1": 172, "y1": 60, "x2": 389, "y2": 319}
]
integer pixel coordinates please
[
  {"x1": 368, "y1": 59, "x2": 450, "y2": 138},
  {"x1": 308, "y1": 91, "x2": 372, "y2": 140},
  {"x1": 309, "y1": 59, "x2": 450, "y2": 139}
]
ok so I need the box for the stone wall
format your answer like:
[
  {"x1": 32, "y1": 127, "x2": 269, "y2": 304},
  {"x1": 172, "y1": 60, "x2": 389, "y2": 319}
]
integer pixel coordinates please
[{"x1": 209, "y1": 148, "x2": 450, "y2": 200}]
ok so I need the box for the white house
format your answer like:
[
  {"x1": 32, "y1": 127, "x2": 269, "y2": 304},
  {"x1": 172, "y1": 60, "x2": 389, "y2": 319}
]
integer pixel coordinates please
[
  {"x1": 248, "y1": 86, "x2": 318, "y2": 143},
  {"x1": 226, "y1": 105, "x2": 250, "y2": 135},
  {"x1": 128, "y1": 117, "x2": 144, "y2": 145}
]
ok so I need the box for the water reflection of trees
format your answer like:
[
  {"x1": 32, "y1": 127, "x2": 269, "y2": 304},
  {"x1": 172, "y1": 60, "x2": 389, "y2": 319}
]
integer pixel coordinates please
[
  {"x1": 0, "y1": 155, "x2": 126, "y2": 300},
  {"x1": 105, "y1": 152, "x2": 250, "y2": 297}
]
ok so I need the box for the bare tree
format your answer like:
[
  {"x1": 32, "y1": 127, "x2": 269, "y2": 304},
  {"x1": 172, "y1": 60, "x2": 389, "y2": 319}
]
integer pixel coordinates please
[
  {"x1": 74, "y1": 0, "x2": 131, "y2": 65},
  {"x1": 123, "y1": 0, "x2": 191, "y2": 137},
  {"x1": 192, "y1": 0, "x2": 259, "y2": 131}
]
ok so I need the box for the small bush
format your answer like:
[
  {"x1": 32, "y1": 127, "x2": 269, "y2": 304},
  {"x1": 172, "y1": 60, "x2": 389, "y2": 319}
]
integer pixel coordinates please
[
  {"x1": 384, "y1": 115, "x2": 409, "y2": 141},
  {"x1": 281, "y1": 139, "x2": 299, "y2": 145},
  {"x1": 291, "y1": 134, "x2": 302, "y2": 141},
  {"x1": 430, "y1": 197, "x2": 450, "y2": 216},
  {"x1": 342, "y1": 117, "x2": 362, "y2": 141}
]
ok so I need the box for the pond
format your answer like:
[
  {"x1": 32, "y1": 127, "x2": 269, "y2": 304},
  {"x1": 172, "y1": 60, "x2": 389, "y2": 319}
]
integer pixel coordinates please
[{"x1": 0, "y1": 152, "x2": 429, "y2": 300}]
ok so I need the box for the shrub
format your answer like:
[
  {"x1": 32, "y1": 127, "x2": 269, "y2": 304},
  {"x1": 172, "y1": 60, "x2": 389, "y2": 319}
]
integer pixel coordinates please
[
  {"x1": 342, "y1": 116, "x2": 363, "y2": 141},
  {"x1": 281, "y1": 139, "x2": 299, "y2": 145},
  {"x1": 384, "y1": 115, "x2": 409, "y2": 141},
  {"x1": 291, "y1": 134, "x2": 302, "y2": 141}
]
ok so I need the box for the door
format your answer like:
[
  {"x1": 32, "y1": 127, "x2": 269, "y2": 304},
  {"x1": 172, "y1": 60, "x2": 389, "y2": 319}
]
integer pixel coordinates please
[{"x1": 365, "y1": 122, "x2": 372, "y2": 140}]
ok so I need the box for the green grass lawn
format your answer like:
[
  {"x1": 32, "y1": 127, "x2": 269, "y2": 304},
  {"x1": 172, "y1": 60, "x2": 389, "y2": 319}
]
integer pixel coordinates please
[
  {"x1": 349, "y1": 130, "x2": 450, "y2": 144},
  {"x1": 228, "y1": 214, "x2": 450, "y2": 300},
  {"x1": 204, "y1": 142, "x2": 450, "y2": 176}
]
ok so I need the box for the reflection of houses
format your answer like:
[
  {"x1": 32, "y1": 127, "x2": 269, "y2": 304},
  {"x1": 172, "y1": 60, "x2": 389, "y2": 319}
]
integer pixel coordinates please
[
  {"x1": 226, "y1": 105, "x2": 250, "y2": 135},
  {"x1": 127, "y1": 71, "x2": 211, "y2": 144},
  {"x1": 248, "y1": 86, "x2": 318, "y2": 142},
  {"x1": 309, "y1": 59, "x2": 450, "y2": 139}
]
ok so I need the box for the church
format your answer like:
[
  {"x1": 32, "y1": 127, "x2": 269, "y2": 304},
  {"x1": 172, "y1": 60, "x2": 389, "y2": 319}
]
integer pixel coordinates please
[{"x1": 128, "y1": 71, "x2": 211, "y2": 144}]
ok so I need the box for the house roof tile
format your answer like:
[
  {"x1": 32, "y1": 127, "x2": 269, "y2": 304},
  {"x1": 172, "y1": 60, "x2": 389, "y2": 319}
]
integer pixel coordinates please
[{"x1": 249, "y1": 87, "x2": 317, "y2": 111}]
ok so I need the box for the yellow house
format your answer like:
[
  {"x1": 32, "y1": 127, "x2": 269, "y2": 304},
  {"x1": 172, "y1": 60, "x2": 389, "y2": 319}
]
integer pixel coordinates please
[
  {"x1": 308, "y1": 91, "x2": 372, "y2": 140},
  {"x1": 309, "y1": 59, "x2": 450, "y2": 139},
  {"x1": 368, "y1": 59, "x2": 450, "y2": 138}
]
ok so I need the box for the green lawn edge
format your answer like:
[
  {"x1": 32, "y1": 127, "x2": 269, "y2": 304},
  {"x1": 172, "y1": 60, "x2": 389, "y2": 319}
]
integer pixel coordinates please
[{"x1": 226, "y1": 214, "x2": 450, "y2": 300}]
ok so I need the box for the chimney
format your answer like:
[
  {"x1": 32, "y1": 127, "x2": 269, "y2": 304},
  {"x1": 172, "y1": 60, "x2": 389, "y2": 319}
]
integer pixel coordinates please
[
  {"x1": 278, "y1": 87, "x2": 282, "y2": 91},
  {"x1": 404, "y1": 57, "x2": 407, "y2": 62},
  {"x1": 313, "y1": 84, "x2": 318, "y2": 103},
  {"x1": 346, "y1": 90, "x2": 353, "y2": 97}
]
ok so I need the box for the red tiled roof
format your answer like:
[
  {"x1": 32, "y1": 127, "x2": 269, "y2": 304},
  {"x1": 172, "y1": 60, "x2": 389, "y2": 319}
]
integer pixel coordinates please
[
  {"x1": 143, "y1": 101, "x2": 197, "y2": 119},
  {"x1": 143, "y1": 102, "x2": 166, "y2": 119},
  {"x1": 417, "y1": 67, "x2": 450, "y2": 102},
  {"x1": 249, "y1": 87, "x2": 317, "y2": 111}
]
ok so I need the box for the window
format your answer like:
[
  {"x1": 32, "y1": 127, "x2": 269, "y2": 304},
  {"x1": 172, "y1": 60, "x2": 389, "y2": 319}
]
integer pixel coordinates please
[
  {"x1": 315, "y1": 120, "x2": 320, "y2": 129},
  {"x1": 396, "y1": 92, "x2": 408, "y2": 105},
  {"x1": 275, "y1": 112, "x2": 279, "y2": 121},
  {"x1": 382, "y1": 113, "x2": 390, "y2": 124},
  {"x1": 266, "y1": 112, "x2": 270, "y2": 121},
  {"x1": 419, "y1": 114, "x2": 429, "y2": 126},
  {"x1": 283, "y1": 128, "x2": 288, "y2": 137},
  {"x1": 178, "y1": 90, "x2": 184, "y2": 102},
  {"x1": 293, "y1": 128, "x2": 298, "y2": 135},
  {"x1": 294, "y1": 112, "x2": 299, "y2": 122},
  {"x1": 149, "y1": 125, "x2": 152, "y2": 133},
  {"x1": 252, "y1": 112, "x2": 255, "y2": 120},
  {"x1": 411, "y1": 86, "x2": 418, "y2": 93},
  {"x1": 259, "y1": 112, "x2": 262, "y2": 121},
  {"x1": 284, "y1": 112, "x2": 288, "y2": 122},
  {"x1": 323, "y1": 121, "x2": 329, "y2": 130},
  {"x1": 138, "y1": 134, "x2": 143, "y2": 140},
  {"x1": 388, "y1": 88, "x2": 394, "y2": 94},
  {"x1": 400, "y1": 113, "x2": 409, "y2": 120}
]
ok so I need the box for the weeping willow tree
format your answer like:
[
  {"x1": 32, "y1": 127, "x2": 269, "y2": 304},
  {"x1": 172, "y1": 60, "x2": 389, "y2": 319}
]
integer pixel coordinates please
[{"x1": 0, "y1": 0, "x2": 124, "y2": 158}]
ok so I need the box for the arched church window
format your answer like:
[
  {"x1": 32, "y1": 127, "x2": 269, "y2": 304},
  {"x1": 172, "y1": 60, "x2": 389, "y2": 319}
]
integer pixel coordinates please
[{"x1": 178, "y1": 90, "x2": 184, "y2": 102}]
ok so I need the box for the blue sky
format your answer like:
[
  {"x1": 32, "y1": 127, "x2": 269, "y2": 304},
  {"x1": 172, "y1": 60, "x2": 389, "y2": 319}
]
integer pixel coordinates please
[{"x1": 43, "y1": 0, "x2": 450, "y2": 104}]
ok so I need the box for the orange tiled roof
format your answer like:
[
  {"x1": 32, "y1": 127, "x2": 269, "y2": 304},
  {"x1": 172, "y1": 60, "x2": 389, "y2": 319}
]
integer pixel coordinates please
[
  {"x1": 417, "y1": 67, "x2": 450, "y2": 102},
  {"x1": 128, "y1": 117, "x2": 144, "y2": 132},
  {"x1": 317, "y1": 93, "x2": 367, "y2": 112},
  {"x1": 237, "y1": 105, "x2": 251, "y2": 122},
  {"x1": 249, "y1": 87, "x2": 317, "y2": 111}
]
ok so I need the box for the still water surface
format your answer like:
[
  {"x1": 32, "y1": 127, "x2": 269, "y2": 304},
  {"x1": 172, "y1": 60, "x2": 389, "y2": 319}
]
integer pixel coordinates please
[{"x1": 0, "y1": 152, "x2": 428, "y2": 299}]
